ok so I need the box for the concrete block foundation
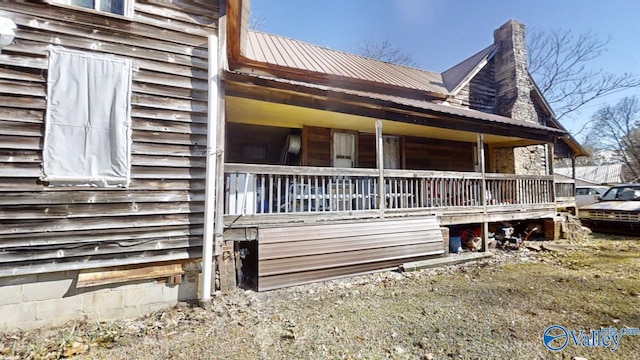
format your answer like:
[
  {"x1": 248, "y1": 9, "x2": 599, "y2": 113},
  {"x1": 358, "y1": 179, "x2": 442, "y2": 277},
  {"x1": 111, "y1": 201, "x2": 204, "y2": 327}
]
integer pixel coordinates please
[{"x1": 0, "y1": 261, "x2": 201, "y2": 332}]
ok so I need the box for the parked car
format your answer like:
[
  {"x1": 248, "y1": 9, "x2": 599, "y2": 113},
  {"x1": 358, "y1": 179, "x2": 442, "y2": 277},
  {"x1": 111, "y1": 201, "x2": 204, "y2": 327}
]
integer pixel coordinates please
[
  {"x1": 575, "y1": 185, "x2": 610, "y2": 208},
  {"x1": 579, "y1": 184, "x2": 640, "y2": 235}
]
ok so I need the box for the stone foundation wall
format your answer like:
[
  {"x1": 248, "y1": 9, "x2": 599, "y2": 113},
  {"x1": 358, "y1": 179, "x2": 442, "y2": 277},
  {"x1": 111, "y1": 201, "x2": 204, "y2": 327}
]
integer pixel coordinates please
[{"x1": 0, "y1": 263, "x2": 200, "y2": 332}]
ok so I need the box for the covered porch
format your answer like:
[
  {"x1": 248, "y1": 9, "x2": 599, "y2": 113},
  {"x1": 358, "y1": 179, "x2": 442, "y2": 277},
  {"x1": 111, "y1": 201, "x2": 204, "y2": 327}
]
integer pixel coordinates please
[
  {"x1": 221, "y1": 87, "x2": 564, "y2": 229},
  {"x1": 217, "y1": 74, "x2": 573, "y2": 290}
]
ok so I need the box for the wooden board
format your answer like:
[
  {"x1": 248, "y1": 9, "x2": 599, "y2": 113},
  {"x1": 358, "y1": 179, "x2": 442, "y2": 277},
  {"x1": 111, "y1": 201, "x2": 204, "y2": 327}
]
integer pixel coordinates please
[{"x1": 77, "y1": 262, "x2": 185, "y2": 288}]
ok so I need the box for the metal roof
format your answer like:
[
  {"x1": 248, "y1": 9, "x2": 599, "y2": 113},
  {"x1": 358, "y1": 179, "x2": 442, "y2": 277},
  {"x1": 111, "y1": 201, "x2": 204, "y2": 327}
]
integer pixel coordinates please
[
  {"x1": 246, "y1": 31, "x2": 449, "y2": 95},
  {"x1": 554, "y1": 164, "x2": 625, "y2": 184},
  {"x1": 442, "y1": 44, "x2": 498, "y2": 91}
]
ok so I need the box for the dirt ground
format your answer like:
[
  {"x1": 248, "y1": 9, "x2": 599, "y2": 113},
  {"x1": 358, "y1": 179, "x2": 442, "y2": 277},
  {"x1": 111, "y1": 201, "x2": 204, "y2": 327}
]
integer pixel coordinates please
[{"x1": 2, "y1": 233, "x2": 639, "y2": 360}]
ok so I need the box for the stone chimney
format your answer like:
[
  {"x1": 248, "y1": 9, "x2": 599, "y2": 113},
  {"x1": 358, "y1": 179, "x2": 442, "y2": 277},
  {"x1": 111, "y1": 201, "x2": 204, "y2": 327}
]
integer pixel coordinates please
[
  {"x1": 493, "y1": 20, "x2": 537, "y2": 123},
  {"x1": 492, "y1": 20, "x2": 545, "y2": 175}
]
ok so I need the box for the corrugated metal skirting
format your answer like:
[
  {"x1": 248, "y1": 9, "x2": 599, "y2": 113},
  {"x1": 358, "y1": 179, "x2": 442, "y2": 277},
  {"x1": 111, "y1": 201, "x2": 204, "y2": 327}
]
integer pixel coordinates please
[{"x1": 257, "y1": 217, "x2": 444, "y2": 291}]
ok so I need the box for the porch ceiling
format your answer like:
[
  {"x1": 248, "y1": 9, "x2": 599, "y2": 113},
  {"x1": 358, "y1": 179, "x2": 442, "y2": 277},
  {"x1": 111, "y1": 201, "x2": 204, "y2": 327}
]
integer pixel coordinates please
[{"x1": 227, "y1": 96, "x2": 536, "y2": 145}]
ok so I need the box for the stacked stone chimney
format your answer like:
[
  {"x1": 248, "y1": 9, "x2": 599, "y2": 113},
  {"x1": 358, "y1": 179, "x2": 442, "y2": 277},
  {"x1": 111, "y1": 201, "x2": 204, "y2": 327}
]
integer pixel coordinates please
[{"x1": 492, "y1": 20, "x2": 545, "y2": 175}]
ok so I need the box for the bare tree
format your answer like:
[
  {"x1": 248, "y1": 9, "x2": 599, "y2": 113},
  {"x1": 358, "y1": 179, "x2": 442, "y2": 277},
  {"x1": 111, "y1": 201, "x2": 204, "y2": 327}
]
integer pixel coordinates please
[
  {"x1": 248, "y1": 12, "x2": 266, "y2": 31},
  {"x1": 588, "y1": 96, "x2": 640, "y2": 179},
  {"x1": 356, "y1": 38, "x2": 417, "y2": 67},
  {"x1": 527, "y1": 29, "x2": 640, "y2": 122}
]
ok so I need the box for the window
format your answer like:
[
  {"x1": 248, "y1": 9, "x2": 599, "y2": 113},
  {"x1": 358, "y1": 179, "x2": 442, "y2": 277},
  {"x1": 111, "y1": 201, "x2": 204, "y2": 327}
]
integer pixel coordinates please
[
  {"x1": 575, "y1": 188, "x2": 591, "y2": 196},
  {"x1": 43, "y1": 48, "x2": 132, "y2": 187},
  {"x1": 49, "y1": 0, "x2": 133, "y2": 17},
  {"x1": 333, "y1": 132, "x2": 355, "y2": 168}
]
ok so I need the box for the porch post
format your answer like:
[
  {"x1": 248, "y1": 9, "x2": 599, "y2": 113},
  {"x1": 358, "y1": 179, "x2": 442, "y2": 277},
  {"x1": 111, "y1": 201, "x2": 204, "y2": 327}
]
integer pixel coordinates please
[
  {"x1": 376, "y1": 120, "x2": 385, "y2": 218},
  {"x1": 547, "y1": 142, "x2": 555, "y2": 202},
  {"x1": 477, "y1": 133, "x2": 489, "y2": 252}
]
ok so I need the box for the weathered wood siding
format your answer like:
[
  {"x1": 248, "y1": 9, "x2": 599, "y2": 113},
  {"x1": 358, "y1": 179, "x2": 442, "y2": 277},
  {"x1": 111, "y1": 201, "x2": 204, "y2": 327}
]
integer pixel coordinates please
[
  {"x1": 301, "y1": 125, "x2": 331, "y2": 167},
  {"x1": 0, "y1": 0, "x2": 218, "y2": 276},
  {"x1": 357, "y1": 133, "x2": 376, "y2": 168},
  {"x1": 403, "y1": 137, "x2": 474, "y2": 171},
  {"x1": 451, "y1": 58, "x2": 496, "y2": 113},
  {"x1": 467, "y1": 58, "x2": 496, "y2": 113}
]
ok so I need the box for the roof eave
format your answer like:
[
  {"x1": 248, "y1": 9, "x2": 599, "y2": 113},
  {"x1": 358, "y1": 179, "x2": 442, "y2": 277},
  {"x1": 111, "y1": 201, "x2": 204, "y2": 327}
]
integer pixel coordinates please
[{"x1": 224, "y1": 71, "x2": 566, "y2": 143}]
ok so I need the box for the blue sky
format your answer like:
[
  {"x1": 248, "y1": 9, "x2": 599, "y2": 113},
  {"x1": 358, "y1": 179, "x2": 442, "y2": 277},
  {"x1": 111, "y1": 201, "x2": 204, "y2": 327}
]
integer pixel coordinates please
[{"x1": 249, "y1": 0, "x2": 640, "y2": 137}]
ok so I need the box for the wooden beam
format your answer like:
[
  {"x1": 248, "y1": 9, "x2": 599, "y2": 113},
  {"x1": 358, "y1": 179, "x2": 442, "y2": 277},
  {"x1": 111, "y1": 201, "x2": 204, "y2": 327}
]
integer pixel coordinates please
[
  {"x1": 226, "y1": 0, "x2": 242, "y2": 63},
  {"x1": 77, "y1": 262, "x2": 184, "y2": 288},
  {"x1": 490, "y1": 139, "x2": 547, "y2": 148}
]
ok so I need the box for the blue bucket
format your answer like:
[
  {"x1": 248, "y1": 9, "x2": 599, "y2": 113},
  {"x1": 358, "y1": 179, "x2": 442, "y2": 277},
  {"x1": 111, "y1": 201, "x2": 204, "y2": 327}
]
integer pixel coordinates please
[{"x1": 449, "y1": 236, "x2": 462, "y2": 253}]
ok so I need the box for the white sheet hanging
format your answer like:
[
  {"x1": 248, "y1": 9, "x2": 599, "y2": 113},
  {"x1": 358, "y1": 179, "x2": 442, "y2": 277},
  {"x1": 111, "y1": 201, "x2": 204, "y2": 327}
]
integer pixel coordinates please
[
  {"x1": 383, "y1": 136, "x2": 399, "y2": 169},
  {"x1": 333, "y1": 132, "x2": 354, "y2": 168},
  {"x1": 43, "y1": 48, "x2": 132, "y2": 187}
]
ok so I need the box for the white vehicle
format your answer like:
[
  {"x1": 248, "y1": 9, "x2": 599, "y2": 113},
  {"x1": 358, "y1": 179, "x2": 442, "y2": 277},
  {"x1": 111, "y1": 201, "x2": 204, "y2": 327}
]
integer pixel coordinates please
[{"x1": 575, "y1": 186, "x2": 610, "y2": 208}]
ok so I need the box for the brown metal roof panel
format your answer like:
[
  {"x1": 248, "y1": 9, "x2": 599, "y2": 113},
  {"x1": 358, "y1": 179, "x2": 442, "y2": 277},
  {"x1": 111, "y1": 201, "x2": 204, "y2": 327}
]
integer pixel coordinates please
[
  {"x1": 390, "y1": 66, "x2": 442, "y2": 92},
  {"x1": 245, "y1": 31, "x2": 258, "y2": 59},
  {"x1": 296, "y1": 41, "x2": 335, "y2": 73},
  {"x1": 345, "y1": 52, "x2": 395, "y2": 82},
  {"x1": 245, "y1": 32, "x2": 450, "y2": 95},
  {"x1": 284, "y1": 38, "x2": 325, "y2": 73},
  {"x1": 272, "y1": 35, "x2": 306, "y2": 69},
  {"x1": 251, "y1": 31, "x2": 276, "y2": 64},
  {"x1": 258, "y1": 256, "x2": 426, "y2": 291},
  {"x1": 257, "y1": 217, "x2": 444, "y2": 291},
  {"x1": 259, "y1": 217, "x2": 440, "y2": 243},
  {"x1": 264, "y1": 33, "x2": 291, "y2": 66},
  {"x1": 331, "y1": 51, "x2": 377, "y2": 80},
  {"x1": 330, "y1": 50, "x2": 375, "y2": 79},
  {"x1": 312, "y1": 45, "x2": 353, "y2": 77},
  {"x1": 260, "y1": 232, "x2": 443, "y2": 260},
  {"x1": 259, "y1": 242, "x2": 443, "y2": 276}
]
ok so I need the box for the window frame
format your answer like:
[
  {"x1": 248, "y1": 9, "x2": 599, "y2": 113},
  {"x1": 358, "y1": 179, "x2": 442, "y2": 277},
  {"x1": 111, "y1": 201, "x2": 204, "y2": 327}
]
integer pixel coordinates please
[{"x1": 47, "y1": 0, "x2": 134, "y2": 19}]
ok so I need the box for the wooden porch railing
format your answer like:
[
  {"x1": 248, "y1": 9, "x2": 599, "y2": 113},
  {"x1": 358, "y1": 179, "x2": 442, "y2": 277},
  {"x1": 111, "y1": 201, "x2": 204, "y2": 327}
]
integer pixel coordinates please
[
  {"x1": 554, "y1": 178, "x2": 575, "y2": 198},
  {"x1": 224, "y1": 164, "x2": 557, "y2": 215}
]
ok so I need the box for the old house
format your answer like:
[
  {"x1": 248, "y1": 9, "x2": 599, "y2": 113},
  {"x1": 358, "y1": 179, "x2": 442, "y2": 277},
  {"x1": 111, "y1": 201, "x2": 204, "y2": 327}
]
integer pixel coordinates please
[
  {"x1": 0, "y1": 0, "x2": 221, "y2": 330},
  {"x1": 221, "y1": 2, "x2": 585, "y2": 290},
  {"x1": 0, "y1": 0, "x2": 584, "y2": 330}
]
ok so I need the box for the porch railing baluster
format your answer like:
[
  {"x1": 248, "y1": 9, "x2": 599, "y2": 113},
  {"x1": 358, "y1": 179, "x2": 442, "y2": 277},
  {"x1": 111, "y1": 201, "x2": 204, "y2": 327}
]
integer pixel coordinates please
[{"x1": 223, "y1": 165, "x2": 558, "y2": 216}]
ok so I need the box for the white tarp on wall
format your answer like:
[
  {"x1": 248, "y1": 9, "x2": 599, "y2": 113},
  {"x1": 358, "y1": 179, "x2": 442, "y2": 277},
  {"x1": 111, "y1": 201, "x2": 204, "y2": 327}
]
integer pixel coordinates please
[{"x1": 43, "y1": 48, "x2": 132, "y2": 187}]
